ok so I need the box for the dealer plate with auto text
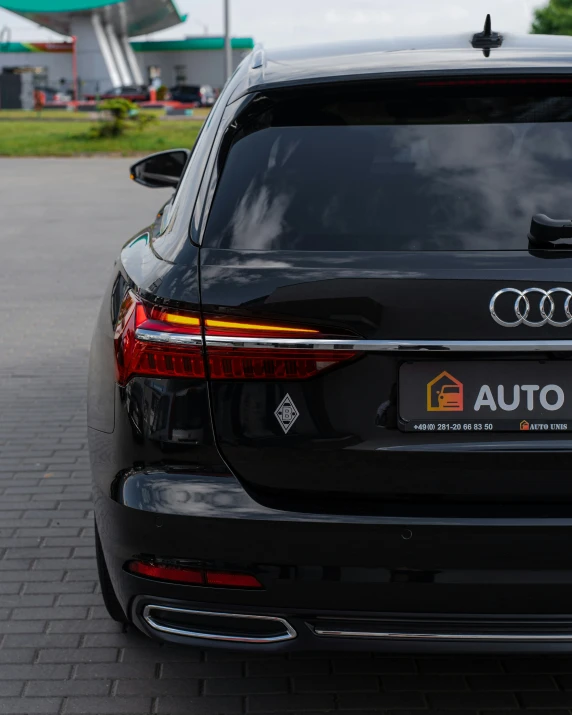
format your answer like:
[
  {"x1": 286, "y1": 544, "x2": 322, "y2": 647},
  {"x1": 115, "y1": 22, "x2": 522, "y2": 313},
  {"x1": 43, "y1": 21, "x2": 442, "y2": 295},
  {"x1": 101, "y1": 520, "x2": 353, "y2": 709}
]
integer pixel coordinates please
[{"x1": 399, "y1": 361, "x2": 572, "y2": 433}]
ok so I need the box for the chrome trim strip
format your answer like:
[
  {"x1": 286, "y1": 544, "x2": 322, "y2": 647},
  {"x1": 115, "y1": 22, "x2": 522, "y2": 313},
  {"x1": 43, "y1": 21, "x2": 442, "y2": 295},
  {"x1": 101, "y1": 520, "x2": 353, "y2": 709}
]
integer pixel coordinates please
[
  {"x1": 136, "y1": 329, "x2": 572, "y2": 353},
  {"x1": 313, "y1": 627, "x2": 572, "y2": 641},
  {"x1": 135, "y1": 329, "x2": 203, "y2": 347},
  {"x1": 142, "y1": 605, "x2": 297, "y2": 644},
  {"x1": 205, "y1": 337, "x2": 572, "y2": 352}
]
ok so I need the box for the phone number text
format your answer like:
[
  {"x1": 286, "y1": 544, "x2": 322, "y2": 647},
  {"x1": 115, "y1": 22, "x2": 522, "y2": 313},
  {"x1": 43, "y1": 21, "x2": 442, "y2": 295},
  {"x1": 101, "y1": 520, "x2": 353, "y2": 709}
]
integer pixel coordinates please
[{"x1": 411, "y1": 423, "x2": 494, "y2": 432}]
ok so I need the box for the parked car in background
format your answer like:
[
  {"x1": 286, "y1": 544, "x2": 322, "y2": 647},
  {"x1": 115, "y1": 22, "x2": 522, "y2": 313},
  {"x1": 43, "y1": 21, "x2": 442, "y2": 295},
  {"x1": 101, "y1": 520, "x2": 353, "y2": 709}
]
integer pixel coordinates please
[
  {"x1": 35, "y1": 85, "x2": 71, "y2": 103},
  {"x1": 85, "y1": 85, "x2": 150, "y2": 102},
  {"x1": 169, "y1": 84, "x2": 215, "y2": 106}
]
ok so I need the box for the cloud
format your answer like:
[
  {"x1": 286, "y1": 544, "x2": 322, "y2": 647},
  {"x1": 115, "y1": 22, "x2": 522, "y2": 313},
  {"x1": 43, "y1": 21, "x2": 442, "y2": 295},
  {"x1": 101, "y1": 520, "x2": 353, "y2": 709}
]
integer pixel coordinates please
[
  {"x1": 325, "y1": 9, "x2": 393, "y2": 26},
  {"x1": 0, "y1": 0, "x2": 542, "y2": 46}
]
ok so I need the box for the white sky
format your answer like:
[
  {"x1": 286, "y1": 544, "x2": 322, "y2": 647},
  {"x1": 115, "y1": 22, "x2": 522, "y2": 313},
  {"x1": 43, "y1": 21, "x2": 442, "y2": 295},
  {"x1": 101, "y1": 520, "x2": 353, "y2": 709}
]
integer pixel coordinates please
[{"x1": 0, "y1": 0, "x2": 545, "y2": 47}]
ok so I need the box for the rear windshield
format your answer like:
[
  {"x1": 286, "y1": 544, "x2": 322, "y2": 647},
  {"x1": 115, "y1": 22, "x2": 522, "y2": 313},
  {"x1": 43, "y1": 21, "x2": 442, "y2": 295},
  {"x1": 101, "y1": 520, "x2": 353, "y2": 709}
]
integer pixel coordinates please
[{"x1": 203, "y1": 83, "x2": 572, "y2": 251}]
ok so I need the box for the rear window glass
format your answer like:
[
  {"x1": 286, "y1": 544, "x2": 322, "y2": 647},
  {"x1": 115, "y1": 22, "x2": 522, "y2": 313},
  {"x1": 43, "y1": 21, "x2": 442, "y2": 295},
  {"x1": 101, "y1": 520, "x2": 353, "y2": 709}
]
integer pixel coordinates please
[{"x1": 203, "y1": 85, "x2": 572, "y2": 251}]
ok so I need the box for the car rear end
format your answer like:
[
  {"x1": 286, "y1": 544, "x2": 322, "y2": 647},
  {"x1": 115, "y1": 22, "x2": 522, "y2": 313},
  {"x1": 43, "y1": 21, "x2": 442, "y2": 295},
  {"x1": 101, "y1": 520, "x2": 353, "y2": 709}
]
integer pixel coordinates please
[
  {"x1": 90, "y1": 60, "x2": 572, "y2": 651},
  {"x1": 169, "y1": 85, "x2": 198, "y2": 104}
]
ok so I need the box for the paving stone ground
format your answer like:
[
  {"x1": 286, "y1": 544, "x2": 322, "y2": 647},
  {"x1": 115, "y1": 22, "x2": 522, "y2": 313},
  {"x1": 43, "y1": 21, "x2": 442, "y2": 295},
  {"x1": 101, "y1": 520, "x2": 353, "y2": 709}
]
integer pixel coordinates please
[{"x1": 1, "y1": 157, "x2": 572, "y2": 714}]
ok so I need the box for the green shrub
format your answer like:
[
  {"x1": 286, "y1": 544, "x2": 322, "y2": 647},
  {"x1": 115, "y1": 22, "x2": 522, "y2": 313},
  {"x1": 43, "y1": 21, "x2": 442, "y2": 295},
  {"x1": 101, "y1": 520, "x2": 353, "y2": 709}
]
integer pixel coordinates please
[
  {"x1": 90, "y1": 98, "x2": 157, "y2": 139},
  {"x1": 531, "y1": 0, "x2": 572, "y2": 34},
  {"x1": 156, "y1": 85, "x2": 169, "y2": 101}
]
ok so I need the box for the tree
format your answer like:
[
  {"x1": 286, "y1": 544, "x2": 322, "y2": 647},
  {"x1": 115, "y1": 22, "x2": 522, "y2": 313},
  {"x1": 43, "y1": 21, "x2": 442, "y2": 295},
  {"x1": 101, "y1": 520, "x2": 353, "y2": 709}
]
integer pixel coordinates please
[{"x1": 531, "y1": 0, "x2": 572, "y2": 35}]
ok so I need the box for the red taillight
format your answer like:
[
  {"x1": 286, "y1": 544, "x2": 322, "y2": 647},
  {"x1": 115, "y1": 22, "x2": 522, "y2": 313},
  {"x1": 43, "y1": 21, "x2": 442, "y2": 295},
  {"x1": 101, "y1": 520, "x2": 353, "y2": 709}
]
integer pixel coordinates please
[
  {"x1": 203, "y1": 315, "x2": 357, "y2": 378},
  {"x1": 205, "y1": 571, "x2": 262, "y2": 588},
  {"x1": 127, "y1": 561, "x2": 262, "y2": 589},
  {"x1": 207, "y1": 347, "x2": 356, "y2": 380},
  {"x1": 114, "y1": 293, "x2": 205, "y2": 385},
  {"x1": 128, "y1": 561, "x2": 202, "y2": 584},
  {"x1": 114, "y1": 292, "x2": 358, "y2": 384}
]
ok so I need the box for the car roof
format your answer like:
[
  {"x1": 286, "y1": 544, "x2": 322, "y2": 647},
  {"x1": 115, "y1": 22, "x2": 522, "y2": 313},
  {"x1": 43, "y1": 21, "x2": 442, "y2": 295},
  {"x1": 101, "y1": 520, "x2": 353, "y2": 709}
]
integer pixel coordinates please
[{"x1": 230, "y1": 32, "x2": 572, "y2": 100}]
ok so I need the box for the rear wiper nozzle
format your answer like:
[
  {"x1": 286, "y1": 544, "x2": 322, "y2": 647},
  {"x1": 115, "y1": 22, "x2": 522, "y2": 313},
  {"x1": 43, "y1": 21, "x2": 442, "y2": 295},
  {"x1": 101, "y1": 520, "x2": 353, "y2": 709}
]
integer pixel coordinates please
[{"x1": 528, "y1": 213, "x2": 572, "y2": 244}]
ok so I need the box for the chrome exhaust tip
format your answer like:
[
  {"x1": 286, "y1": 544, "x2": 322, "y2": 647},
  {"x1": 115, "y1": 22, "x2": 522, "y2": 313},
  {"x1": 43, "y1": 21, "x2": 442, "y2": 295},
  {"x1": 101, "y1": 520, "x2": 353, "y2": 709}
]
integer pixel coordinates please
[{"x1": 142, "y1": 604, "x2": 297, "y2": 644}]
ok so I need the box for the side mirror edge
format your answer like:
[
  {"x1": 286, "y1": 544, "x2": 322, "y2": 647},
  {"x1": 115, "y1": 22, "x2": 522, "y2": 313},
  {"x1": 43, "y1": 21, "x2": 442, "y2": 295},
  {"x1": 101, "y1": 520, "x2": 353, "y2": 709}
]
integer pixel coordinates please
[{"x1": 130, "y1": 149, "x2": 191, "y2": 189}]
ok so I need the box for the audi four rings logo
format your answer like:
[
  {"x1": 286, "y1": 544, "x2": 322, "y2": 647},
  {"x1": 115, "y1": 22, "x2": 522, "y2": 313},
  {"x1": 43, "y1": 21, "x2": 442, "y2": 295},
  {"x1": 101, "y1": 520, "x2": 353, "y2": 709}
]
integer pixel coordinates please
[{"x1": 490, "y1": 288, "x2": 572, "y2": 327}]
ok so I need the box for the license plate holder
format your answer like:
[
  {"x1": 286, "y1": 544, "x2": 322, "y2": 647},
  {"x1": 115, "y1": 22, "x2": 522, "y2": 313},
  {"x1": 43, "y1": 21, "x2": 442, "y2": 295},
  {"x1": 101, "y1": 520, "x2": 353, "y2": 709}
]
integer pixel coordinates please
[{"x1": 399, "y1": 360, "x2": 572, "y2": 433}]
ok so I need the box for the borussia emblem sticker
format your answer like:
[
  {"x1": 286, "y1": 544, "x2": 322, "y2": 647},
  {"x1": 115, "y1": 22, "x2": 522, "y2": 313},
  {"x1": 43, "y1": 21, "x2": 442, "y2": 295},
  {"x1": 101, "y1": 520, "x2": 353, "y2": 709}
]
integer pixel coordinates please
[{"x1": 274, "y1": 394, "x2": 299, "y2": 434}]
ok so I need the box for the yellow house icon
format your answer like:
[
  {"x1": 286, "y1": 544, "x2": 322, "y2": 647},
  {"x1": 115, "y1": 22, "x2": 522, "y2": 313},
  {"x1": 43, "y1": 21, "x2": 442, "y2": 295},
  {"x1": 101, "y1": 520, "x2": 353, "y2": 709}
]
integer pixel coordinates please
[{"x1": 427, "y1": 371, "x2": 464, "y2": 412}]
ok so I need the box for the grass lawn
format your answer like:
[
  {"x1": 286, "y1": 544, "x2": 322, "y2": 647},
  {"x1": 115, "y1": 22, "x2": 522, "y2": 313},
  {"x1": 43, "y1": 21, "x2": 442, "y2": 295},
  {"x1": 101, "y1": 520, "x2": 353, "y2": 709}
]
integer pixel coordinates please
[
  {"x1": 0, "y1": 120, "x2": 204, "y2": 156},
  {"x1": 0, "y1": 107, "x2": 211, "y2": 121},
  {"x1": 0, "y1": 110, "x2": 84, "y2": 120}
]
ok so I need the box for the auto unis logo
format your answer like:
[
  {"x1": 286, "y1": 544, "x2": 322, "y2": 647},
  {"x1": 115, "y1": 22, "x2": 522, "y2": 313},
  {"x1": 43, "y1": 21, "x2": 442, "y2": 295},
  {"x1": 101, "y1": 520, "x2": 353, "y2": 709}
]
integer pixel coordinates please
[
  {"x1": 426, "y1": 372, "x2": 566, "y2": 414},
  {"x1": 427, "y1": 371, "x2": 464, "y2": 412}
]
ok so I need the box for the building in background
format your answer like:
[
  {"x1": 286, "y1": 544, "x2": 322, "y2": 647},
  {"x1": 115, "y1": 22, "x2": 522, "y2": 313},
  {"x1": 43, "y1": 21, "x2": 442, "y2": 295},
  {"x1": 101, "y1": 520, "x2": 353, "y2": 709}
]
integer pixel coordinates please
[{"x1": 0, "y1": 1, "x2": 254, "y2": 98}]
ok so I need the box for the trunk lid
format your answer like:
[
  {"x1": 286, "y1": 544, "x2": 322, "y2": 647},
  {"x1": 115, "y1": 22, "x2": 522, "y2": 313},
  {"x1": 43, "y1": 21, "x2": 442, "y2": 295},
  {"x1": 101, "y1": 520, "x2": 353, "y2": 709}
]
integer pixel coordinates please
[{"x1": 201, "y1": 249, "x2": 572, "y2": 507}]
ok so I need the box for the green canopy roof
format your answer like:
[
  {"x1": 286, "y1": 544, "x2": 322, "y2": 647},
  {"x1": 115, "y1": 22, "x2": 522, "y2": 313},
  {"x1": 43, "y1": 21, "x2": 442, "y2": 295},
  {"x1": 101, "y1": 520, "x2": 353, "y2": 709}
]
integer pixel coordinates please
[
  {"x1": 0, "y1": 0, "x2": 185, "y2": 36},
  {"x1": 131, "y1": 37, "x2": 255, "y2": 52},
  {"x1": 1, "y1": 0, "x2": 123, "y2": 10}
]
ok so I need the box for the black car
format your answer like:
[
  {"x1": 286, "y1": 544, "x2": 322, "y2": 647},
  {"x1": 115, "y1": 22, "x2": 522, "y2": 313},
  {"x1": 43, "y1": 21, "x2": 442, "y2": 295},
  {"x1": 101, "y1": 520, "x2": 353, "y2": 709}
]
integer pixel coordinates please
[
  {"x1": 169, "y1": 83, "x2": 215, "y2": 106},
  {"x1": 89, "y1": 22, "x2": 572, "y2": 652}
]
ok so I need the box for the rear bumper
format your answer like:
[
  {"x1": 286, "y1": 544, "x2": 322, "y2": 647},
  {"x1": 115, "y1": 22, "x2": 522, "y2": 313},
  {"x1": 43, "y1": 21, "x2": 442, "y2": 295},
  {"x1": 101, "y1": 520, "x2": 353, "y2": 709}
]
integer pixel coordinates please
[
  {"x1": 130, "y1": 597, "x2": 572, "y2": 654},
  {"x1": 93, "y1": 466, "x2": 572, "y2": 652}
]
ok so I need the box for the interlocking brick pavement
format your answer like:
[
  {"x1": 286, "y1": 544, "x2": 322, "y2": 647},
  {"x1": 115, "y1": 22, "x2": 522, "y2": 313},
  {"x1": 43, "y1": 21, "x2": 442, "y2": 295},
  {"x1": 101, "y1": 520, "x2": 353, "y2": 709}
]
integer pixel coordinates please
[{"x1": 1, "y1": 158, "x2": 572, "y2": 714}]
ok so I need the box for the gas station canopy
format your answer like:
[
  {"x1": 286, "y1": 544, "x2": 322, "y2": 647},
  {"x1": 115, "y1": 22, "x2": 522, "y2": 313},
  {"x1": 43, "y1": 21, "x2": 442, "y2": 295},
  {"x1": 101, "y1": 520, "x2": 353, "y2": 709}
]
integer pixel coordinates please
[{"x1": 0, "y1": 0, "x2": 186, "y2": 37}]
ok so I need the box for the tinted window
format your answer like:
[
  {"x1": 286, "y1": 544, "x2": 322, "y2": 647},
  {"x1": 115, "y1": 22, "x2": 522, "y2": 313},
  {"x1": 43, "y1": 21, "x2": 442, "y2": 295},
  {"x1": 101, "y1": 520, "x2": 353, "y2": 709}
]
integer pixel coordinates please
[{"x1": 203, "y1": 88, "x2": 572, "y2": 251}]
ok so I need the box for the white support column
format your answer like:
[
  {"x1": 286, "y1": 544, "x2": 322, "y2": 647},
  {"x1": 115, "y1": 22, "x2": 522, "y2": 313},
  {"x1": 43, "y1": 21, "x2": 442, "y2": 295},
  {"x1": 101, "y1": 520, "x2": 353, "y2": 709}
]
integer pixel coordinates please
[
  {"x1": 105, "y1": 24, "x2": 132, "y2": 85},
  {"x1": 224, "y1": 0, "x2": 232, "y2": 81},
  {"x1": 121, "y1": 36, "x2": 144, "y2": 85},
  {"x1": 90, "y1": 13, "x2": 121, "y2": 88}
]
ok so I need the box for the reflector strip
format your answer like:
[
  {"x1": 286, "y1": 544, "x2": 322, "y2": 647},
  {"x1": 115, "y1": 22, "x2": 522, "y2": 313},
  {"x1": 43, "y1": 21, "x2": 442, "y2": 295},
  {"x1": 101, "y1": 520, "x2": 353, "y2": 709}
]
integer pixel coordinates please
[
  {"x1": 205, "y1": 572, "x2": 263, "y2": 588},
  {"x1": 127, "y1": 561, "x2": 263, "y2": 589},
  {"x1": 128, "y1": 562, "x2": 203, "y2": 584}
]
